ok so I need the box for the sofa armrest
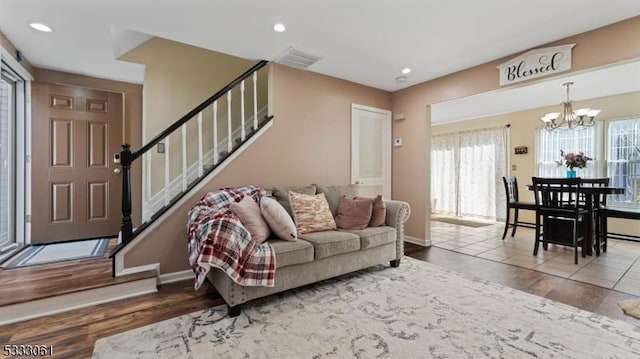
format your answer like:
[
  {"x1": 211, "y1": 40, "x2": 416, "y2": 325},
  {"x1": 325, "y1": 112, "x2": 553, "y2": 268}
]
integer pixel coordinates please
[{"x1": 384, "y1": 200, "x2": 411, "y2": 261}]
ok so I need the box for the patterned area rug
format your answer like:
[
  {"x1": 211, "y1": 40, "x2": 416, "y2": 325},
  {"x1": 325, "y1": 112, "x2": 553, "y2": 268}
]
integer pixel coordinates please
[
  {"x1": 3, "y1": 238, "x2": 109, "y2": 268},
  {"x1": 93, "y1": 258, "x2": 640, "y2": 358}
]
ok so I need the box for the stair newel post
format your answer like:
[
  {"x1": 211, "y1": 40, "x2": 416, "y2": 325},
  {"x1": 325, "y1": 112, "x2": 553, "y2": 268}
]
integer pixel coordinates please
[{"x1": 120, "y1": 143, "x2": 133, "y2": 245}]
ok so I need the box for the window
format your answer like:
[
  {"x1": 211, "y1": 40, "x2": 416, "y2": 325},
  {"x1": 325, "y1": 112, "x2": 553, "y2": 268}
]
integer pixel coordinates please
[
  {"x1": 536, "y1": 118, "x2": 639, "y2": 208},
  {"x1": 607, "y1": 118, "x2": 640, "y2": 207}
]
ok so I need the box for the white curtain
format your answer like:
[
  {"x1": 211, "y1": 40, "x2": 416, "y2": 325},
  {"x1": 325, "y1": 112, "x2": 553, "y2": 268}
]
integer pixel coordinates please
[{"x1": 431, "y1": 127, "x2": 507, "y2": 220}]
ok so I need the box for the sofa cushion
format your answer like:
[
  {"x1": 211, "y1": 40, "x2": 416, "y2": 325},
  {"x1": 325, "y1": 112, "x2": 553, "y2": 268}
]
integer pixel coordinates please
[
  {"x1": 299, "y1": 231, "x2": 360, "y2": 259},
  {"x1": 271, "y1": 185, "x2": 316, "y2": 217},
  {"x1": 343, "y1": 226, "x2": 396, "y2": 250},
  {"x1": 268, "y1": 238, "x2": 314, "y2": 268},
  {"x1": 230, "y1": 196, "x2": 270, "y2": 243},
  {"x1": 260, "y1": 196, "x2": 297, "y2": 241},
  {"x1": 289, "y1": 191, "x2": 337, "y2": 234},
  {"x1": 335, "y1": 196, "x2": 373, "y2": 230},
  {"x1": 314, "y1": 184, "x2": 362, "y2": 216}
]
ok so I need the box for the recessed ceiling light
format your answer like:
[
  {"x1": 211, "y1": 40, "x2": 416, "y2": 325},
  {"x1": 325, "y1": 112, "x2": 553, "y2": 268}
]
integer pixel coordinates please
[
  {"x1": 395, "y1": 76, "x2": 408, "y2": 83},
  {"x1": 401, "y1": 67, "x2": 412, "y2": 74},
  {"x1": 29, "y1": 22, "x2": 53, "y2": 32},
  {"x1": 273, "y1": 23, "x2": 286, "y2": 33}
]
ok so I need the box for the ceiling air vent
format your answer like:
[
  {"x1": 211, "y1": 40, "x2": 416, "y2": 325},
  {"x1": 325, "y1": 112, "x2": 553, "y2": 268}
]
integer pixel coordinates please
[{"x1": 275, "y1": 47, "x2": 321, "y2": 70}]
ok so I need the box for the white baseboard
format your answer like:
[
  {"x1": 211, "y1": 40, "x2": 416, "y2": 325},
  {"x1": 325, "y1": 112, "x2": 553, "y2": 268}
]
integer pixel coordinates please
[
  {"x1": 405, "y1": 236, "x2": 432, "y2": 247},
  {"x1": 159, "y1": 269, "x2": 194, "y2": 285},
  {"x1": 0, "y1": 277, "x2": 157, "y2": 326}
]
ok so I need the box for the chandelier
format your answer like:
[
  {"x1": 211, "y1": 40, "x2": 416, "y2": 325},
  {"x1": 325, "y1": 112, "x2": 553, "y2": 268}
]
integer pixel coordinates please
[{"x1": 540, "y1": 82, "x2": 601, "y2": 131}]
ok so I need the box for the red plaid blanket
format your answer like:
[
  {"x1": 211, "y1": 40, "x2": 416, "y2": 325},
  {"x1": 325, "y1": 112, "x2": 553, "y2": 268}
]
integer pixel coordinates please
[{"x1": 187, "y1": 185, "x2": 275, "y2": 290}]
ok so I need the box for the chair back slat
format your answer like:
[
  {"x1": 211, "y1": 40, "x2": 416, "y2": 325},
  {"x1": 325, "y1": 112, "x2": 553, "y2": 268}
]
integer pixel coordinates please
[{"x1": 503, "y1": 176, "x2": 519, "y2": 204}]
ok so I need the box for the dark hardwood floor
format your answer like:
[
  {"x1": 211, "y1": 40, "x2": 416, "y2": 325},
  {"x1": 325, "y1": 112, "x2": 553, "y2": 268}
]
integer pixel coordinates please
[{"x1": 0, "y1": 244, "x2": 638, "y2": 358}]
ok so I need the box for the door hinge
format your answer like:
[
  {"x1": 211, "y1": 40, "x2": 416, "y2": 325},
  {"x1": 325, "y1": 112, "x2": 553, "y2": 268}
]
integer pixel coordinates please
[
  {"x1": 26, "y1": 154, "x2": 31, "y2": 163},
  {"x1": 25, "y1": 214, "x2": 31, "y2": 223}
]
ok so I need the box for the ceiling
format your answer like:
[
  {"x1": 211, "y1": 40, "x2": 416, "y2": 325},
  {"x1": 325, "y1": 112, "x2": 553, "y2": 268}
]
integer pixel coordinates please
[{"x1": 2, "y1": 0, "x2": 640, "y2": 93}]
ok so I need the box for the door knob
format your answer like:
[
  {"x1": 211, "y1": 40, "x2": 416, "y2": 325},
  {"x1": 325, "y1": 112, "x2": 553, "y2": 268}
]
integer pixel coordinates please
[{"x1": 114, "y1": 168, "x2": 121, "y2": 174}]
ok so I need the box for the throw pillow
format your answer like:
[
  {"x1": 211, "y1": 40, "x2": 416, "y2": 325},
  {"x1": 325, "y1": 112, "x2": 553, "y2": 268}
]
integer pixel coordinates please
[
  {"x1": 271, "y1": 185, "x2": 317, "y2": 218},
  {"x1": 361, "y1": 195, "x2": 386, "y2": 227},
  {"x1": 259, "y1": 196, "x2": 297, "y2": 241},
  {"x1": 289, "y1": 191, "x2": 337, "y2": 234},
  {"x1": 335, "y1": 196, "x2": 373, "y2": 230},
  {"x1": 230, "y1": 196, "x2": 271, "y2": 244}
]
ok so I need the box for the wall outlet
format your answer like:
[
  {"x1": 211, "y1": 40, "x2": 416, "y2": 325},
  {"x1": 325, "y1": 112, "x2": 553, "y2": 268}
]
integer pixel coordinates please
[
  {"x1": 157, "y1": 142, "x2": 165, "y2": 153},
  {"x1": 512, "y1": 164, "x2": 517, "y2": 171}
]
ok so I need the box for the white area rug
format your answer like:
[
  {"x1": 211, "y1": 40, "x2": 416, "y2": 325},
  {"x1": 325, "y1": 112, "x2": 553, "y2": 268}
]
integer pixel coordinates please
[
  {"x1": 4, "y1": 238, "x2": 109, "y2": 267},
  {"x1": 93, "y1": 257, "x2": 640, "y2": 358}
]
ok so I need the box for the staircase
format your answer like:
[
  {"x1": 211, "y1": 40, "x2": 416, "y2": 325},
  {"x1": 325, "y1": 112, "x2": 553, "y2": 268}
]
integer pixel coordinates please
[{"x1": 110, "y1": 60, "x2": 272, "y2": 271}]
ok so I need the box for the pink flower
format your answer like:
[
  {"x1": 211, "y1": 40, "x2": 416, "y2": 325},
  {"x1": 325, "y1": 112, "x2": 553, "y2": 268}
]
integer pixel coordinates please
[{"x1": 557, "y1": 150, "x2": 592, "y2": 170}]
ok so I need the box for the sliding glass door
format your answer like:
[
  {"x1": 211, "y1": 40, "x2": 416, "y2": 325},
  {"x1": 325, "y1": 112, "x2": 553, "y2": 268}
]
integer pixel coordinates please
[
  {"x1": 431, "y1": 127, "x2": 508, "y2": 220},
  {"x1": 0, "y1": 68, "x2": 15, "y2": 252},
  {"x1": 0, "y1": 58, "x2": 28, "y2": 261}
]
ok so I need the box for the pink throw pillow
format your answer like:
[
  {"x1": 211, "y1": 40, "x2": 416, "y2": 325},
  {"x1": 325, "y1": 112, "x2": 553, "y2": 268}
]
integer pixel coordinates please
[
  {"x1": 259, "y1": 196, "x2": 297, "y2": 241},
  {"x1": 230, "y1": 196, "x2": 271, "y2": 244},
  {"x1": 335, "y1": 196, "x2": 373, "y2": 230}
]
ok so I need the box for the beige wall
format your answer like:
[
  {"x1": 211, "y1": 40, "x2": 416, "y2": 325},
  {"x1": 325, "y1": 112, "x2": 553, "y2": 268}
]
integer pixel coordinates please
[
  {"x1": 121, "y1": 37, "x2": 269, "y2": 197},
  {"x1": 32, "y1": 68, "x2": 144, "y2": 225},
  {"x1": 431, "y1": 91, "x2": 640, "y2": 236},
  {"x1": 392, "y1": 16, "x2": 640, "y2": 239},
  {"x1": 124, "y1": 64, "x2": 392, "y2": 273}
]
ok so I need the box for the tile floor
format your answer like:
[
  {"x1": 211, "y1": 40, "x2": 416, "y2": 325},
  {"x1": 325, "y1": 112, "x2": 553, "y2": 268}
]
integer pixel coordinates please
[{"x1": 430, "y1": 219, "x2": 640, "y2": 296}]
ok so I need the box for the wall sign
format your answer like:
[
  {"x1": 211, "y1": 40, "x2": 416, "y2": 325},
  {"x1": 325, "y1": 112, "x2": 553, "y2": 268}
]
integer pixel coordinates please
[
  {"x1": 497, "y1": 44, "x2": 575, "y2": 86},
  {"x1": 514, "y1": 146, "x2": 528, "y2": 155}
]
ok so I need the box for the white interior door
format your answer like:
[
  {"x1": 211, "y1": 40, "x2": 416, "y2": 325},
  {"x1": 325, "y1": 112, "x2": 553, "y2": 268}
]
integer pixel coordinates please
[{"x1": 351, "y1": 104, "x2": 392, "y2": 199}]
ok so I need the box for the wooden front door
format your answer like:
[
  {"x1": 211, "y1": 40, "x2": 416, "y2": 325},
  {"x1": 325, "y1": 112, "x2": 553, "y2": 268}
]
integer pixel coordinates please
[{"x1": 31, "y1": 83, "x2": 122, "y2": 243}]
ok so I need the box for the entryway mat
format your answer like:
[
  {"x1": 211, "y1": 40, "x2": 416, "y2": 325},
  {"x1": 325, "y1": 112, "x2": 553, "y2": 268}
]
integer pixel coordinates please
[
  {"x1": 2, "y1": 238, "x2": 109, "y2": 268},
  {"x1": 431, "y1": 215, "x2": 496, "y2": 227}
]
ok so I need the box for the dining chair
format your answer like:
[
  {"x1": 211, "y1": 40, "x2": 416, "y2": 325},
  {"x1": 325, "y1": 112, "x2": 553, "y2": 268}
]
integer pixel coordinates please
[
  {"x1": 501, "y1": 176, "x2": 536, "y2": 240},
  {"x1": 580, "y1": 178, "x2": 610, "y2": 207},
  {"x1": 580, "y1": 178, "x2": 610, "y2": 255},
  {"x1": 531, "y1": 177, "x2": 590, "y2": 264}
]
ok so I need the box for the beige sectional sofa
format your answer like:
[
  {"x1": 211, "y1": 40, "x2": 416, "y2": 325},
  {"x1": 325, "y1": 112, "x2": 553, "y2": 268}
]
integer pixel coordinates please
[{"x1": 206, "y1": 184, "x2": 411, "y2": 317}]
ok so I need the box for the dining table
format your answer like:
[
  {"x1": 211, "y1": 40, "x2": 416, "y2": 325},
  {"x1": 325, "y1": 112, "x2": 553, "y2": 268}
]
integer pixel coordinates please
[{"x1": 526, "y1": 182, "x2": 624, "y2": 256}]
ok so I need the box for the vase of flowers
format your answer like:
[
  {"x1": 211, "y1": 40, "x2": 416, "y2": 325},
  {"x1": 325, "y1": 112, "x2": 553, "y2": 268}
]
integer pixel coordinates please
[{"x1": 556, "y1": 150, "x2": 592, "y2": 178}]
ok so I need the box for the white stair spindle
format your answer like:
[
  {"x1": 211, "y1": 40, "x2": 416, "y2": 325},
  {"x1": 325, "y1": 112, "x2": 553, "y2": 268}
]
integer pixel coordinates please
[
  {"x1": 197, "y1": 112, "x2": 203, "y2": 177},
  {"x1": 145, "y1": 152, "x2": 151, "y2": 219},
  {"x1": 164, "y1": 136, "x2": 170, "y2": 206},
  {"x1": 181, "y1": 124, "x2": 187, "y2": 191},
  {"x1": 240, "y1": 80, "x2": 246, "y2": 141},
  {"x1": 213, "y1": 101, "x2": 218, "y2": 165},
  {"x1": 227, "y1": 90, "x2": 232, "y2": 153},
  {"x1": 253, "y1": 71, "x2": 258, "y2": 130}
]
